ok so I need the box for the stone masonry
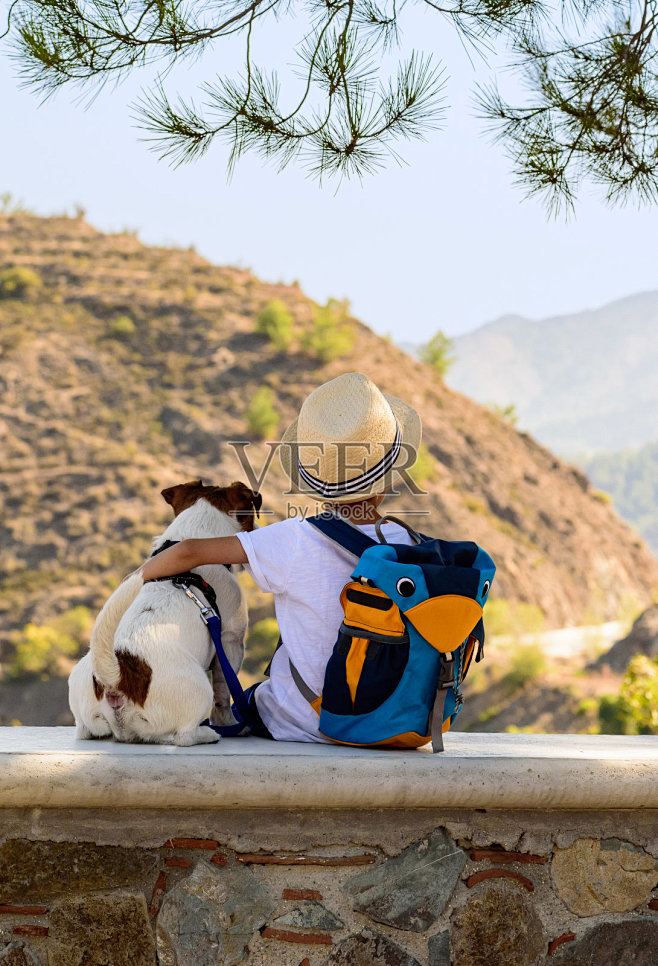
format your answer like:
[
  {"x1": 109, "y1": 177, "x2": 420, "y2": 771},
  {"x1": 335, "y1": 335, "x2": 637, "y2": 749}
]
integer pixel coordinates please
[{"x1": 2, "y1": 812, "x2": 658, "y2": 966}]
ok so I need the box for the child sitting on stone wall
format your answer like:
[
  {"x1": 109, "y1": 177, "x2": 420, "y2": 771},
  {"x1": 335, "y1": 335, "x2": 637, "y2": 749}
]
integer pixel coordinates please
[{"x1": 140, "y1": 371, "x2": 422, "y2": 742}]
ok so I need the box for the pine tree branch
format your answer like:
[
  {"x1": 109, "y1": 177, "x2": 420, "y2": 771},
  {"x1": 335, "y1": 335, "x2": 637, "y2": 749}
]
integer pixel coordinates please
[
  {"x1": 479, "y1": 0, "x2": 658, "y2": 211},
  {"x1": 7, "y1": 0, "x2": 658, "y2": 201}
]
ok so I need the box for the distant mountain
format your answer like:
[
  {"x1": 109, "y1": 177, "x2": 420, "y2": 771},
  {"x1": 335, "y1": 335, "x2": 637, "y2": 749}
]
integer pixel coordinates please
[{"x1": 442, "y1": 293, "x2": 658, "y2": 456}]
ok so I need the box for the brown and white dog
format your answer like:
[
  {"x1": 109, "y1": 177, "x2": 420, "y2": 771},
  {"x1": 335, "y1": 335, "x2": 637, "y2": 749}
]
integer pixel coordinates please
[{"x1": 68, "y1": 480, "x2": 261, "y2": 745}]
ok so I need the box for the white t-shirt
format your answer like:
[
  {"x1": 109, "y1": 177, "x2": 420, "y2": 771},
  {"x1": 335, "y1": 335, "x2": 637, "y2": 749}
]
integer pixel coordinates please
[{"x1": 236, "y1": 517, "x2": 414, "y2": 742}]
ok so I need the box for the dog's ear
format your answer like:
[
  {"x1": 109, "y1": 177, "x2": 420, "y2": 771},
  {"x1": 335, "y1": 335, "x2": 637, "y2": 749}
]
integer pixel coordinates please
[
  {"x1": 161, "y1": 480, "x2": 204, "y2": 516},
  {"x1": 223, "y1": 482, "x2": 262, "y2": 531}
]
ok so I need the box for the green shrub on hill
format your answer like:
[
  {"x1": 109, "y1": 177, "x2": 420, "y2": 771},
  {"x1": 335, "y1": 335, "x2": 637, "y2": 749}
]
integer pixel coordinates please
[
  {"x1": 302, "y1": 298, "x2": 355, "y2": 362},
  {"x1": 594, "y1": 655, "x2": 658, "y2": 734},
  {"x1": 503, "y1": 644, "x2": 547, "y2": 691},
  {"x1": 0, "y1": 267, "x2": 42, "y2": 299},
  {"x1": 255, "y1": 300, "x2": 293, "y2": 351},
  {"x1": 243, "y1": 617, "x2": 279, "y2": 677},
  {"x1": 247, "y1": 386, "x2": 279, "y2": 438},
  {"x1": 408, "y1": 443, "x2": 436, "y2": 486},
  {"x1": 597, "y1": 694, "x2": 626, "y2": 734},
  {"x1": 9, "y1": 624, "x2": 78, "y2": 678},
  {"x1": 485, "y1": 598, "x2": 545, "y2": 638},
  {"x1": 0, "y1": 193, "x2": 34, "y2": 215},
  {"x1": 488, "y1": 402, "x2": 519, "y2": 427},
  {"x1": 109, "y1": 315, "x2": 137, "y2": 338},
  {"x1": 53, "y1": 606, "x2": 93, "y2": 640},
  {"x1": 617, "y1": 654, "x2": 658, "y2": 733},
  {"x1": 7, "y1": 606, "x2": 92, "y2": 679}
]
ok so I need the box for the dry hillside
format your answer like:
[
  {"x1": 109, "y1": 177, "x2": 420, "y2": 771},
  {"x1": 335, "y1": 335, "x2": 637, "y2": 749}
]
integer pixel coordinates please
[{"x1": 1, "y1": 213, "x2": 657, "y2": 686}]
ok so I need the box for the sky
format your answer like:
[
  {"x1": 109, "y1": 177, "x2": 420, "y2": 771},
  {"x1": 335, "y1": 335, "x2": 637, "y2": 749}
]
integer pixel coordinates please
[{"x1": 1, "y1": 5, "x2": 657, "y2": 342}]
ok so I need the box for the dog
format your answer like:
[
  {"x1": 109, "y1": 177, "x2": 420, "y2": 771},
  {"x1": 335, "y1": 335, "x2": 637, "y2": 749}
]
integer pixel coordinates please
[{"x1": 68, "y1": 480, "x2": 261, "y2": 745}]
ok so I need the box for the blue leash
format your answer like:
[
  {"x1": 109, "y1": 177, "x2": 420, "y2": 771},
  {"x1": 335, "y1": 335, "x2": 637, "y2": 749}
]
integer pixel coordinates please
[
  {"x1": 202, "y1": 613, "x2": 252, "y2": 736},
  {"x1": 167, "y1": 576, "x2": 253, "y2": 737}
]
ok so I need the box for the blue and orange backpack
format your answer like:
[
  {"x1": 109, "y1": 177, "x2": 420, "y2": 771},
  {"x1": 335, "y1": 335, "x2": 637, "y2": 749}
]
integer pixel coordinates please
[{"x1": 288, "y1": 513, "x2": 496, "y2": 752}]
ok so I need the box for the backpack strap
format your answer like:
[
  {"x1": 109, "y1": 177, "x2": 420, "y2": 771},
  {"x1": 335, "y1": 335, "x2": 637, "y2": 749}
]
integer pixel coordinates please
[
  {"x1": 289, "y1": 658, "x2": 320, "y2": 707},
  {"x1": 374, "y1": 515, "x2": 424, "y2": 545},
  {"x1": 430, "y1": 652, "x2": 463, "y2": 752},
  {"x1": 306, "y1": 514, "x2": 377, "y2": 558},
  {"x1": 431, "y1": 688, "x2": 447, "y2": 753}
]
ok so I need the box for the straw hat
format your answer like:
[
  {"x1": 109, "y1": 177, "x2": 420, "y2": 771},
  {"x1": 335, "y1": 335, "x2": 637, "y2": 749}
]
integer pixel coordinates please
[{"x1": 279, "y1": 372, "x2": 421, "y2": 503}]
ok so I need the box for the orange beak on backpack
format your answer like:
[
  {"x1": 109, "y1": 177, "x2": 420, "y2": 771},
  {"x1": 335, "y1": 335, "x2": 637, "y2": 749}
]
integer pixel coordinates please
[{"x1": 404, "y1": 595, "x2": 483, "y2": 654}]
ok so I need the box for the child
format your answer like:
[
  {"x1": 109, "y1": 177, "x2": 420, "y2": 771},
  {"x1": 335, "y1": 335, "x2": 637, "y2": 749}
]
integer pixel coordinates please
[{"x1": 141, "y1": 371, "x2": 422, "y2": 742}]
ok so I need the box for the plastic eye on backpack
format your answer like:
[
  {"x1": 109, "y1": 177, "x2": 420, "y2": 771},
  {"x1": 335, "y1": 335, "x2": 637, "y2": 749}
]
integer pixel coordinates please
[
  {"x1": 482, "y1": 580, "x2": 490, "y2": 596},
  {"x1": 396, "y1": 577, "x2": 416, "y2": 597}
]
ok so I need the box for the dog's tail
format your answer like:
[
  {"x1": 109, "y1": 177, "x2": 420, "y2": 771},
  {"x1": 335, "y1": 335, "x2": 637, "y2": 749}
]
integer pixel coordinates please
[{"x1": 91, "y1": 571, "x2": 143, "y2": 686}]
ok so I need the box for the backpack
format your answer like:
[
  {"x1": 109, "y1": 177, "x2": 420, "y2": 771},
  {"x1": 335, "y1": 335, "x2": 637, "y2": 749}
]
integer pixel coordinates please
[{"x1": 288, "y1": 513, "x2": 495, "y2": 752}]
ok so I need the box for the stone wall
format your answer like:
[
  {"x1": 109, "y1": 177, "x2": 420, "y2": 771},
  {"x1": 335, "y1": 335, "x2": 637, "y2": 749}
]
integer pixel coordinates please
[
  {"x1": 3, "y1": 730, "x2": 658, "y2": 965},
  {"x1": 2, "y1": 805, "x2": 658, "y2": 966}
]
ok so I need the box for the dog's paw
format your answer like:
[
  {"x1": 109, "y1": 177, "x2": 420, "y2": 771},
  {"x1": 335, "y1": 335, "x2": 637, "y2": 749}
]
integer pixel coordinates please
[
  {"x1": 210, "y1": 706, "x2": 237, "y2": 729},
  {"x1": 173, "y1": 725, "x2": 221, "y2": 746},
  {"x1": 75, "y1": 721, "x2": 112, "y2": 740}
]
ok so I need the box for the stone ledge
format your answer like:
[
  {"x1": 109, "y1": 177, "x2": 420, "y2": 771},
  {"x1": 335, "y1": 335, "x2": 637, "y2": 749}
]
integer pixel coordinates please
[{"x1": 1, "y1": 728, "x2": 658, "y2": 811}]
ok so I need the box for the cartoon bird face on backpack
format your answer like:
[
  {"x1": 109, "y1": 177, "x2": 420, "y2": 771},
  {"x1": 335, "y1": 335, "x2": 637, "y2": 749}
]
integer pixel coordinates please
[{"x1": 352, "y1": 542, "x2": 495, "y2": 654}]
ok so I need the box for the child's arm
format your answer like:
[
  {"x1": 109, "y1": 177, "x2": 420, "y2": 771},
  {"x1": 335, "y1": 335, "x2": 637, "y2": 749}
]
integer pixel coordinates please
[{"x1": 141, "y1": 537, "x2": 248, "y2": 582}]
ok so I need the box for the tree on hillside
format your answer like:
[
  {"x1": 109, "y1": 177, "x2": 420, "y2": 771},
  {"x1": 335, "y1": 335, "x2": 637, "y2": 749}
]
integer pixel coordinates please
[
  {"x1": 419, "y1": 329, "x2": 455, "y2": 377},
  {"x1": 7, "y1": 1, "x2": 658, "y2": 208},
  {"x1": 255, "y1": 299, "x2": 294, "y2": 351}
]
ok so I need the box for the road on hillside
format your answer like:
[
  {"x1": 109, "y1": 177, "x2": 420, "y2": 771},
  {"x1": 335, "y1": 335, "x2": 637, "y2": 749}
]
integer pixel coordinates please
[{"x1": 490, "y1": 621, "x2": 626, "y2": 660}]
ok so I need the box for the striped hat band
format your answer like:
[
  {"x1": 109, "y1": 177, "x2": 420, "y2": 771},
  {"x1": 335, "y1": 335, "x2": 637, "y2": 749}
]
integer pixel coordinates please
[{"x1": 296, "y1": 421, "x2": 402, "y2": 498}]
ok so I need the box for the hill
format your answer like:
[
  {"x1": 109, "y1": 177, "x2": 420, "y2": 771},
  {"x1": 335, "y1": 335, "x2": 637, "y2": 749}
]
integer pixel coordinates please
[
  {"x1": 444, "y1": 292, "x2": 658, "y2": 456},
  {"x1": 1, "y1": 213, "x2": 657, "y2": 725}
]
